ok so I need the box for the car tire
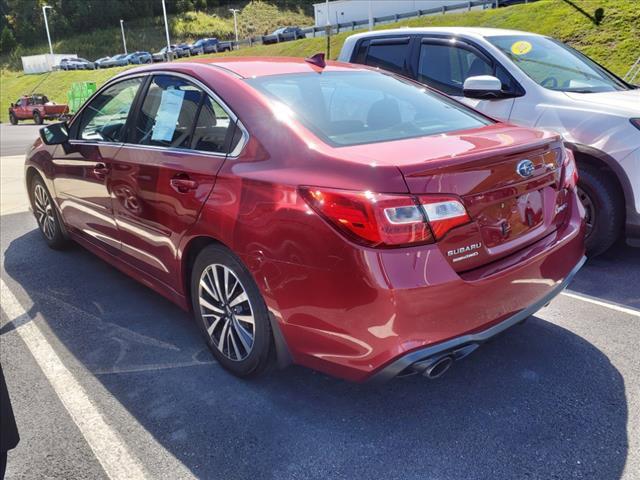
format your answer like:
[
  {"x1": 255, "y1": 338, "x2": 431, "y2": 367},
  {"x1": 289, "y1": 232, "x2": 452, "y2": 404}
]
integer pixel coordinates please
[
  {"x1": 29, "y1": 176, "x2": 69, "y2": 250},
  {"x1": 577, "y1": 163, "x2": 623, "y2": 257},
  {"x1": 33, "y1": 111, "x2": 43, "y2": 125},
  {"x1": 191, "y1": 244, "x2": 274, "y2": 378},
  {"x1": 9, "y1": 112, "x2": 18, "y2": 125}
]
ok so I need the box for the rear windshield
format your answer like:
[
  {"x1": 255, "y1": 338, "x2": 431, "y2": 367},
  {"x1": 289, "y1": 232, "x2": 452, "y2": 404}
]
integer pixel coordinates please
[{"x1": 246, "y1": 71, "x2": 492, "y2": 147}]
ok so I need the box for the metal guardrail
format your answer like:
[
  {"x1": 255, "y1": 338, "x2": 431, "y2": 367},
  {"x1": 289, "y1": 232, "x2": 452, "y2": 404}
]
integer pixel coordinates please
[
  {"x1": 624, "y1": 56, "x2": 640, "y2": 84},
  {"x1": 229, "y1": 0, "x2": 503, "y2": 49}
]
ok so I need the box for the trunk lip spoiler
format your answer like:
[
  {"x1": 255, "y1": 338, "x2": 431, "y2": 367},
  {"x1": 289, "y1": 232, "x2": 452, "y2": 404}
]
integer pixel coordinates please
[
  {"x1": 400, "y1": 138, "x2": 562, "y2": 178},
  {"x1": 368, "y1": 255, "x2": 587, "y2": 384}
]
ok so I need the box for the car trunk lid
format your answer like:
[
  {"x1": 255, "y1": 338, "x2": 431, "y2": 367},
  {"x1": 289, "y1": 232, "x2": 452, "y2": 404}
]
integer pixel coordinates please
[
  {"x1": 400, "y1": 129, "x2": 565, "y2": 271},
  {"x1": 336, "y1": 124, "x2": 566, "y2": 272}
]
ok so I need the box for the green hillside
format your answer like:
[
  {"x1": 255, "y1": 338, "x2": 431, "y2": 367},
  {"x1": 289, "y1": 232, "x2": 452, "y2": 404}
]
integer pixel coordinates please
[
  {"x1": 1, "y1": 0, "x2": 638, "y2": 123},
  {"x1": 1, "y1": 2, "x2": 314, "y2": 68}
]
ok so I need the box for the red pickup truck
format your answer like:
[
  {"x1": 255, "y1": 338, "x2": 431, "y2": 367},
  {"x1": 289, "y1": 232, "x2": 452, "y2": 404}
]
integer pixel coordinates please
[{"x1": 8, "y1": 94, "x2": 68, "y2": 125}]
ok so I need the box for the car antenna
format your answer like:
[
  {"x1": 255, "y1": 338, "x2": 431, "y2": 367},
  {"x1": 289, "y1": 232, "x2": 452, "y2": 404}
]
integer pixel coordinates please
[{"x1": 305, "y1": 53, "x2": 326, "y2": 68}]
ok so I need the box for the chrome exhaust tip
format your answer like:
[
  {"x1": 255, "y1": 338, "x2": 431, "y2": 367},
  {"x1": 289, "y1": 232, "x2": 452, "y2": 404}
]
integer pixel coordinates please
[
  {"x1": 423, "y1": 356, "x2": 453, "y2": 379},
  {"x1": 410, "y1": 355, "x2": 454, "y2": 379}
]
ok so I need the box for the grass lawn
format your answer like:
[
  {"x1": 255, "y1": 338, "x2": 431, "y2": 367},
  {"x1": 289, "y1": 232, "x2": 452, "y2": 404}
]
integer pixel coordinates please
[{"x1": 1, "y1": 0, "x2": 638, "y2": 123}]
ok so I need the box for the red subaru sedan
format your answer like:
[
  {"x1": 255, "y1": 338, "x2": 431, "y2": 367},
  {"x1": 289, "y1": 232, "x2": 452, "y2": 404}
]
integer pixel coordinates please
[{"x1": 25, "y1": 57, "x2": 586, "y2": 382}]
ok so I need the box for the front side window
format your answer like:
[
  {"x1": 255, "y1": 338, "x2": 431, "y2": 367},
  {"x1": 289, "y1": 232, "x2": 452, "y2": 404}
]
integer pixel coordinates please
[
  {"x1": 364, "y1": 40, "x2": 410, "y2": 76},
  {"x1": 246, "y1": 71, "x2": 491, "y2": 147},
  {"x1": 487, "y1": 35, "x2": 629, "y2": 92},
  {"x1": 78, "y1": 77, "x2": 143, "y2": 142},
  {"x1": 418, "y1": 43, "x2": 492, "y2": 96}
]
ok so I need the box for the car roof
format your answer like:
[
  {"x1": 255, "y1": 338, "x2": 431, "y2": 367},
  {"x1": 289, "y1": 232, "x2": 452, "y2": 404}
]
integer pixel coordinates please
[
  {"x1": 188, "y1": 56, "x2": 369, "y2": 78},
  {"x1": 347, "y1": 26, "x2": 544, "y2": 40}
]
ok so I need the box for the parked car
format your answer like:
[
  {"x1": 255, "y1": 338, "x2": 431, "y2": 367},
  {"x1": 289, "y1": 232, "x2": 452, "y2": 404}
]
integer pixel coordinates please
[
  {"x1": 188, "y1": 41, "x2": 204, "y2": 55},
  {"x1": 9, "y1": 94, "x2": 68, "y2": 125},
  {"x1": 497, "y1": 0, "x2": 532, "y2": 6},
  {"x1": 262, "y1": 26, "x2": 304, "y2": 45},
  {"x1": 152, "y1": 45, "x2": 188, "y2": 62},
  {"x1": 72, "y1": 57, "x2": 96, "y2": 70},
  {"x1": 216, "y1": 40, "x2": 233, "y2": 52},
  {"x1": 58, "y1": 58, "x2": 77, "y2": 70},
  {"x1": 339, "y1": 27, "x2": 640, "y2": 255},
  {"x1": 26, "y1": 58, "x2": 585, "y2": 382},
  {"x1": 190, "y1": 38, "x2": 220, "y2": 55},
  {"x1": 175, "y1": 43, "x2": 193, "y2": 57},
  {"x1": 108, "y1": 53, "x2": 130, "y2": 67},
  {"x1": 94, "y1": 56, "x2": 112, "y2": 69},
  {"x1": 125, "y1": 51, "x2": 152, "y2": 65}
]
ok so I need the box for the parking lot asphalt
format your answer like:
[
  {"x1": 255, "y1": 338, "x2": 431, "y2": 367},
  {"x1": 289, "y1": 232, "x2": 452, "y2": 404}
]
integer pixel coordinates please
[
  {"x1": 0, "y1": 124, "x2": 42, "y2": 156},
  {"x1": 0, "y1": 129, "x2": 639, "y2": 479},
  {"x1": 1, "y1": 211, "x2": 639, "y2": 480}
]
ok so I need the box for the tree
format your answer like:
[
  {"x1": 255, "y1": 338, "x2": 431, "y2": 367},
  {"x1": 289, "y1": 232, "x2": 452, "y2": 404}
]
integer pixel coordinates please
[
  {"x1": 0, "y1": 25, "x2": 17, "y2": 54},
  {"x1": 176, "y1": 0, "x2": 195, "y2": 13}
]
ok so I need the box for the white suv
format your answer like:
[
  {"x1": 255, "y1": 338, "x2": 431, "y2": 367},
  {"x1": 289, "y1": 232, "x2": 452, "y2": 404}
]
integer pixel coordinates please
[{"x1": 339, "y1": 27, "x2": 640, "y2": 255}]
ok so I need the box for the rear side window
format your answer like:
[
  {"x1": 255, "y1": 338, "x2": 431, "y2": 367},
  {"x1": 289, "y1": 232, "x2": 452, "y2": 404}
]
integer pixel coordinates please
[
  {"x1": 364, "y1": 39, "x2": 410, "y2": 75},
  {"x1": 352, "y1": 40, "x2": 369, "y2": 64},
  {"x1": 78, "y1": 77, "x2": 143, "y2": 142},
  {"x1": 133, "y1": 75, "x2": 203, "y2": 148},
  {"x1": 191, "y1": 96, "x2": 234, "y2": 153}
]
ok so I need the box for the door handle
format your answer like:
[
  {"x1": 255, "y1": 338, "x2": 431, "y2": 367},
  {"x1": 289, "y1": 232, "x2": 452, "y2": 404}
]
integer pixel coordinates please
[
  {"x1": 170, "y1": 176, "x2": 199, "y2": 193},
  {"x1": 93, "y1": 163, "x2": 110, "y2": 178}
]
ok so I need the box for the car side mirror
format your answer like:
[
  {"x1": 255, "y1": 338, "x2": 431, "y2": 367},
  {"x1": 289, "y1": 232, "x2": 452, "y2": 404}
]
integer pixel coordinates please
[
  {"x1": 40, "y1": 122, "x2": 69, "y2": 145},
  {"x1": 463, "y1": 75, "x2": 503, "y2": 100}
]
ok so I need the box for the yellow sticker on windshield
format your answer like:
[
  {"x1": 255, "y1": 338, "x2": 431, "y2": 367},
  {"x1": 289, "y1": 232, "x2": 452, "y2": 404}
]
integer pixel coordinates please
[{"x1": 511, "y1": 40, "x2": 532, "y2": 55}]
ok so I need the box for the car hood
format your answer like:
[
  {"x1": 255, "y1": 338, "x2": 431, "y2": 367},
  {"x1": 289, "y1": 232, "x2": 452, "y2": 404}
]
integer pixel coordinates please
[{"x1": 563, "y1": 89, "x2": 640, "y2": 115}]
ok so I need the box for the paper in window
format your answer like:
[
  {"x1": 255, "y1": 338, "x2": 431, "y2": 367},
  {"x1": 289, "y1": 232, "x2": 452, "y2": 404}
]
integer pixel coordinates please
[{"x1": 152, "y1": 89, "x2": 185, "y2": 142}]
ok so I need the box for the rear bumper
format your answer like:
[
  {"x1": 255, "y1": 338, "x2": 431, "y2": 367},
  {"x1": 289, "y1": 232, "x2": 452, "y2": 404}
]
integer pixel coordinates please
[
  {"x1": 252, "y1": 186, "x2": 586, "y2": 382},
  {"x1": 368, "y1": 255, "x2": 586, "y2": 383}
]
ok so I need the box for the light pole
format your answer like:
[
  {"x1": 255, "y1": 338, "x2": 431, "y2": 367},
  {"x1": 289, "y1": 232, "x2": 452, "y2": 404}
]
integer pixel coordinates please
[
  {"x1": 120, "y1": 19, "x2": 128, "y2": 55},
  {"x1": 161, "y1": 0, "x2": 171, "y2": 59},
  {"x1": 42, "y1": 5, "x2": 53, "y2": 55},
  {"x1": 229, "y1": 9, "x2": 239, "y2": 49},
  {"x1": 325, "y1": 0, "x2": 331, "y2": 58}
]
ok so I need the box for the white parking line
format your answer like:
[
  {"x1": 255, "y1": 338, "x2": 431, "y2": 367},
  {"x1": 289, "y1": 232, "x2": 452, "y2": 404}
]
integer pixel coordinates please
[
  {"x1": 0, "y1": 278, "x2": 149, "y2": 480},
  {"x1": 561, "y1": 290, "x2": 640, "y2": 317}
]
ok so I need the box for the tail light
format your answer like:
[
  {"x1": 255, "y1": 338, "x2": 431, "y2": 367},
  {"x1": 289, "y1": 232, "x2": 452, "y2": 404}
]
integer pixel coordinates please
[
  {"x1": 418, "y1": 196, "x2": 471, "y2": 240},
  {"x1": 299, "y1": 187, "x2": 470, "y2": 248},
  {"x1": 560, "y1": 148, "x2": 579, "y2": 190}
]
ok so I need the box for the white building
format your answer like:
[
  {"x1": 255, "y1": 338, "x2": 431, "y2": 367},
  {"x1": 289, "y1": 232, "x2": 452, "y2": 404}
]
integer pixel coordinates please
[
  {"x1": 21, "y1": 53, "x2": 76, "y2": 74},
  {"x1": 314, "y1": 0, "x2": 485, "y2": 27}
]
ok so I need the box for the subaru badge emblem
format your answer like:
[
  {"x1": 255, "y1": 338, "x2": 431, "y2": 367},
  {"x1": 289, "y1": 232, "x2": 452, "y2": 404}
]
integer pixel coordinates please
[{"x1": 516, "y1": 159, "x2": 535, "y2": 178}]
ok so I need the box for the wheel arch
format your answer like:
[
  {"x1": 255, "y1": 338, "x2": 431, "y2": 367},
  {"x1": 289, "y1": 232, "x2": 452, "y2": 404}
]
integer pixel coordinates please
[
  {"x1": 181, "y1": 234, "x2": 293, "y2": 369},
  {"x1": 566, "y1": 142, "x2": 632, "y2": 217},
  {"x1": 182, "y1": 235, "x2": 225, "y2": 310},
  {"x1": 25, "y1": 165, "x2": 40, "y2": 190}
]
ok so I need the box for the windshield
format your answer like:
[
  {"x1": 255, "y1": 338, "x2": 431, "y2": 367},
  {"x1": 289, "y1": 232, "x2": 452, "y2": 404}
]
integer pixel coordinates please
[
  {"x1": 246, "y1": 71, "x2": 492, "y2": 147},
  {"x1": 487, "y1": 35, "x2": 629, "y2": 93}
]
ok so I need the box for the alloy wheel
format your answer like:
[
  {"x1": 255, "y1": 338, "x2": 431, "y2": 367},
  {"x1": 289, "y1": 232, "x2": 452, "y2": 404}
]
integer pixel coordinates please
[
  {"x1": 198, "y1": 264, "x2": 255, "y2": 361},
  {"x1": 577, "y1": 186, "x2": 595, "y2": 239},
  {"x1": 33, "y1": 184, "x2": 56, "y2": 240}
]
